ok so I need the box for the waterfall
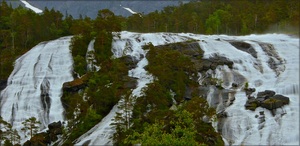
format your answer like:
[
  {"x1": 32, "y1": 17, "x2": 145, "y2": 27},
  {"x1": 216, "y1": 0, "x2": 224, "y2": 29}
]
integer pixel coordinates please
[
  {"x1": 200, "y1": 34, "x2": 299, "y2": 145},
  {"x1": 75, "y1": 32, "x2": 299, "y2": 145},
  {"x1": 1, "y1": 32, "x2": 298, "y2": 145},
  {"x1": 74, "y1": 31, "x2": 191, "y2": 145},
  {"x1": 0, "y1": 36, "x2": 74, "y2": 142}
]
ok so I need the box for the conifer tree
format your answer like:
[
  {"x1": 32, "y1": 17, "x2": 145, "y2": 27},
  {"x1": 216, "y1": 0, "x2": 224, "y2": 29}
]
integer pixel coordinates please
[{"x1": 21, "y1": 117, "x2": 41, "y2": 138}]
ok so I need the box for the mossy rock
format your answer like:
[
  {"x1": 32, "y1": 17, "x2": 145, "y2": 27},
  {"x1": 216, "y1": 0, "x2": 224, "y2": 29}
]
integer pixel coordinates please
[
  {"x1": 63, "y1": 73, "x2": 91, "y2": 92},
  {"x1": 245, "y1": 99, "x2": 259, "y2": 111},
  {"x1": 261, "y1": 94, "x2": 289, "y2": 110}
]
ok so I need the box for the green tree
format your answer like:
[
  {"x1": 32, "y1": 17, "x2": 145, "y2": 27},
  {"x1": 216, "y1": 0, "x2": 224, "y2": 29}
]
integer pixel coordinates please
[
  {"x1": 0, "y1": 116, "x2": 11, "y2": 142},
  {"x1": 0, "y1": 117, "x2": 20, "y2": 145},
  {"x1": 125, "y1": 110, "x2": 206, "y2": 146},
  {"x1": 21, "y1": 117, "x2": 41, "y2": 138},
  {"x1": 112, "y1": 93, "x2": 134, "y2": 132}
]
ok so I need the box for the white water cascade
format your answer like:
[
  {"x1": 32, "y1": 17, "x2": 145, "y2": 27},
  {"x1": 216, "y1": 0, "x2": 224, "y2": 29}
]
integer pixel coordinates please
[
  {"x1": 76, "y1": 32, "x2": 299, "y2": 145},
  {"x1": 1, "y1": 32, "x2": 298, "y2": 145},
  {"x1": 74, "y1": 31, "x2": 192, "y2": 145},
  {"x1": 195, "y1": 34, "x2": 299, "y2": 145},
  {"x1": 0, "y1": 36, "x2": 74, "y2": 142}
]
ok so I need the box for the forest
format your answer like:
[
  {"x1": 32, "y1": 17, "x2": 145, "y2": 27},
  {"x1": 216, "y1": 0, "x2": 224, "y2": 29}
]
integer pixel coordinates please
[{"x1": 0, "y1": 0, "x2": 299, "y2": 145}]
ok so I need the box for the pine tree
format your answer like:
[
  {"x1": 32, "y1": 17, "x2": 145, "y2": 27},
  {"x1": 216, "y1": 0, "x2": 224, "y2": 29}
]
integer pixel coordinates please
[
  {"x1": 112, "y1": 93, "x2": 134, "y2": 132},
  {"x1": 21, "y1": 117, "x2": 41, "y2": 138}
]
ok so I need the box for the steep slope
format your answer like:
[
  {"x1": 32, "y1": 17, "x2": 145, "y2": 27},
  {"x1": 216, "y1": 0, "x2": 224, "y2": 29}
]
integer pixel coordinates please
[
  {"x1": 74, "y1": 32, "x2": 299, "y2": 145},
  {"x1": 0, "y1": 36, "x2": 74, "y2": 142},
  {"x1": 74, "y1": 31, "x2": 191, "y2": 145},
  {"x1": 0, "y1": 32, "x2": 298, "y2": 145}
]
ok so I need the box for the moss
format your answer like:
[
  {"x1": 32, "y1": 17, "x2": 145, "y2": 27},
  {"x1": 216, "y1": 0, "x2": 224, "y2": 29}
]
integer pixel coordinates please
[
  {"x1": 248, "y1": 103, "x2": 258, "y2": 111},
  {"x1": 264, "y1": 98, "x2": 278, "y2": 104}
]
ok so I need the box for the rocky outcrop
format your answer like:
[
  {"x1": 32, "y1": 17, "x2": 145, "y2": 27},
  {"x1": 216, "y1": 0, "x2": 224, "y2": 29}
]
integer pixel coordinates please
[
  {"x1": 47, "y1": 121, "x2": 63, "y2": 142},
  {"x1": 119, "y1": 76, "x2": 137, "y2": 90},
  {"x1": 156, "y1": 42, "x2": 233, "y2": 72},
  {"x1": 245, "y1": 90, "x2": 290, "y2": 113},
  {"x1": 196, "y1": 56, "x2": 233, "y2": 71},
  {"x1": 0, "y1": 79, "x2": 7, "y2": 91},
  {"x1": 119, "y1": 55, "x2": 139, "y2": 70},
  {"x1": 229, "y1": 41, "x2": 257, "y2": 58},
  {"x1": 261, "y1": 95, "x2": 289, "y2": 110},
  {"x1": 63, "y1": 74, "x2": 90, "y2": 93}
]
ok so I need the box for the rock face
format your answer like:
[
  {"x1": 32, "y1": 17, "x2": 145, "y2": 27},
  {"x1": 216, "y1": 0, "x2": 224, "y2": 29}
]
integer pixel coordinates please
[
  {"x1": 0, "y1": 79, "x2": 7, "y2": 91},
  {"x1": 229, "y1": 41, "x2": 257, "y2": 58},
  {"x1": 63, "y1": 74, "x2": 89, "y2": 93},
  {"x1": 120, "y1": 55, "x2": 139, "y2": 70},
  {"x1": 48, "y1": 121, "x2": 63, "y2": 142},
  {"x1": 244, "y1": 90, "x2": 290, "y2": 112}
]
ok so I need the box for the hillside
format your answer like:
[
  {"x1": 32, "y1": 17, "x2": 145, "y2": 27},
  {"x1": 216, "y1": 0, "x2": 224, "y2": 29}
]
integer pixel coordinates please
[{"x1": 0, "y1": 1, "x2": 299, "y2": 145}]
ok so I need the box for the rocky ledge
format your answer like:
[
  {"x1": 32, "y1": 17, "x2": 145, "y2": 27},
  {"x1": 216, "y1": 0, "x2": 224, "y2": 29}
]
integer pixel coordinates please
[{"x1": 63, "y1": 74, "x2": 90, "y2": 93}]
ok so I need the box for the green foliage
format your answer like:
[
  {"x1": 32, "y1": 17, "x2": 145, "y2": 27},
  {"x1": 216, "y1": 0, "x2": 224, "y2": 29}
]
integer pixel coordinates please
[
  {"x1": 114, "y1": 43, "x2": 223, "y2": 146},
  {"x1": 125, "y1": 0, "x2": 299, "y2": 35},
  {"x1": 73, "y1": 55, "x2": 87, "y2": 76},
  {"x1": 146, "y1": 44, "x2": 196, "y2": 102},
  {"x1": 125, "y1": 110, "x2": 206, "y2": 146},
  {"x1": 0, "y1": 2, "x2": 73, "y2": 79},
  {"x1": 21, "y1": 117, "x2": 41, "y2": 139},
  {"x1": 0, "y1": 116, "x2": 20, "y2": 145},
  {"x1": 244, "y1": 82, "x2": 249, "y2": 89}
]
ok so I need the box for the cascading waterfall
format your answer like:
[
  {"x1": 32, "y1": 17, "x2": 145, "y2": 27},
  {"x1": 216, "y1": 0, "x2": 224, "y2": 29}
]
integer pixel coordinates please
[
  {"x1": 199, "y1": 34, "x2": 299, "y2": 145},
  {"x1": 0, "y1": 36, "x2": 74, "y2": 142},
  {"x1": 86, "y1": 39, "x2": 100, "y2": 72},
  {"x1": 74, "y1": 31, "x2": 191, "y2": 145},
  {"x1": 75, "y1": 32, "x2": 299, "y2": 145},
  {"x1": 1, "y1": 31, "x2": 298, "y2": 145}
]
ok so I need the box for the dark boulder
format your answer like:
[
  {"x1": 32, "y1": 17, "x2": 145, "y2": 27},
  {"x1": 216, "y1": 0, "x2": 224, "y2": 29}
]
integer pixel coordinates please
[
  {"x1": 245, "y1": 89, "x2": 290, "y2": 112},
  {"x1": 245, "y1": 98, "x2": 259, "y2": 111},
  {"x1": 245, "y1": 88, "x2": 256, "y2": 97},
  {"x1": 48, "y1": 121, "x2": 63, "y2": 142},
  {"x1": 260, "y1": 94, "x2": 289, "y2": 110},
  {"x1": 231, "y1": 83, "x2": 238, "y2": 88},
  {"x1": 273, "y1": 94, "x2": 290, "y2": 104},
  {"x1": 257, "y1": 90, "x2": 275, "y2": 99},
  {"x1": 48, "y1": 121, "x2": 63, "y2": 135}
]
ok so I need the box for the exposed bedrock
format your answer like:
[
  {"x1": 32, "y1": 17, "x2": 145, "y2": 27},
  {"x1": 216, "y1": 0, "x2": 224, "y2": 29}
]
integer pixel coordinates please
[
  {"x1": 62, "y1": 74, "x2": 90, "y2": 93},
  {"x1": 229, "y1": 41, "x2": 257, "y2": 58},
  {"x1": 156, "y1": 42, "x2": 234, "y2": 72}
]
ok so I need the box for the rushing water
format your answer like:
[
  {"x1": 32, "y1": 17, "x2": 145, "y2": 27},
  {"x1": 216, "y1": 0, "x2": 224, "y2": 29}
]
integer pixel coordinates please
[
  {"x1": 75, "y1": 32, "x2": 299, "y2": 145},
  {"x1": 1, "y1": 32, "x2": 298, "y2": 145},
  {"x1": 0, "y1": 36, "x2": 74, "y2": 142}
]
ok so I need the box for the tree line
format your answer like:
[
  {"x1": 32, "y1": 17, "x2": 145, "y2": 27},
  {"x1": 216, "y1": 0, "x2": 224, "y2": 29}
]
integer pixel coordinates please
[{"x1": 125, "y1": 0, "x2": 299, "y2": 35}]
